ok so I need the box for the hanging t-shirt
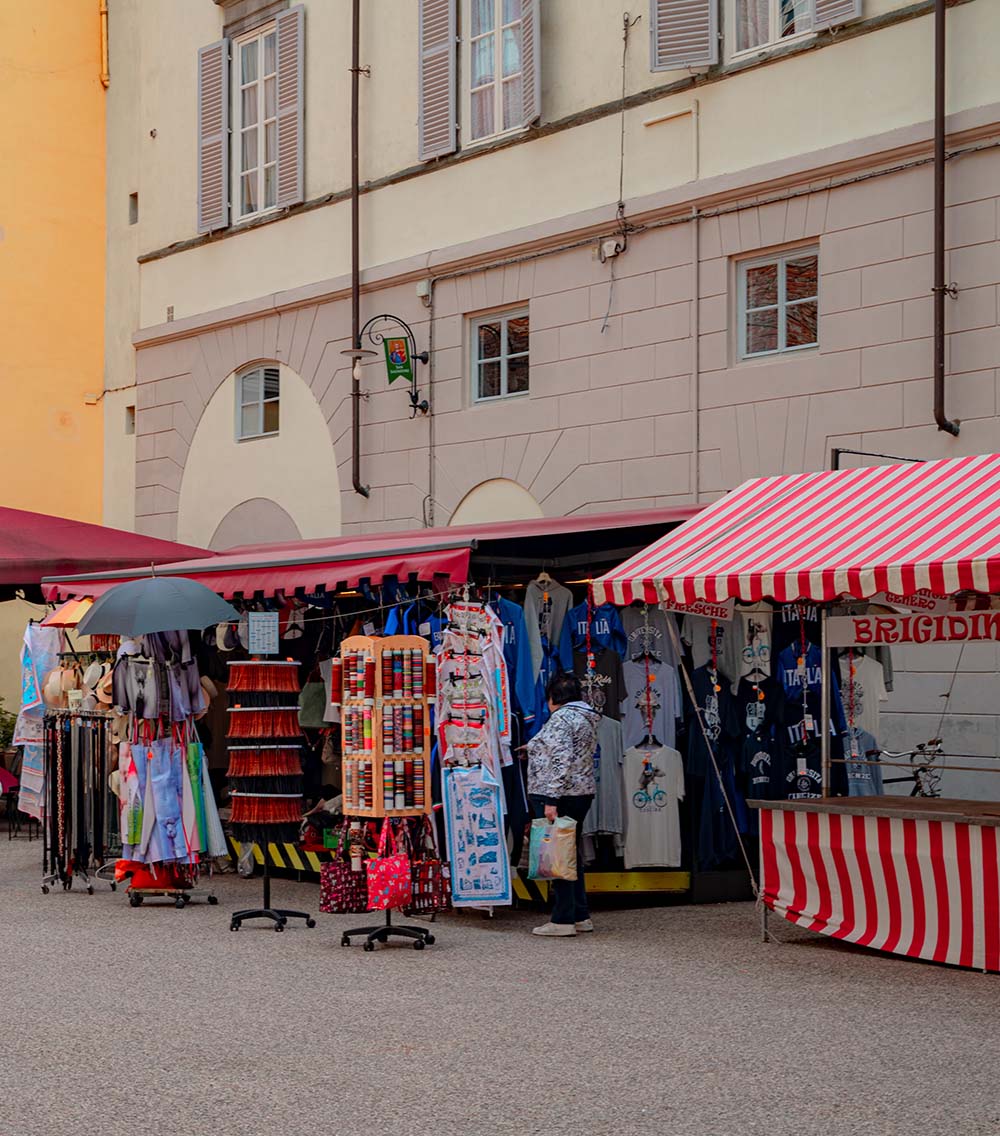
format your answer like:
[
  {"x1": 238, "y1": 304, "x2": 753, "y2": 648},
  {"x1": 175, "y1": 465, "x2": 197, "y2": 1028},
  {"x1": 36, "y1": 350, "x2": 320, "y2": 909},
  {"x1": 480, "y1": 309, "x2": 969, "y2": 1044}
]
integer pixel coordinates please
[
  {"x1": 777, "y1": 643, "x2": 847, "y2": 742},
  {"x1": 843, "y1": 726, "x2": 882, "y2": 797},
  {"x1": 778, "y1": 739, "x2": 825, "y2": 800},
  {"x1": 621, "y1": 604, "x2": 680, "y2": 667},
  {"x1": 566, "y1": 601, "x2": 628, "y2": 658},
  {"x1": 684, "y1": 664, "x2": 741, "y2": 778},
  {"x1": 681, "y1": 614, "x2": 742, "y2": 686},
  {"x1": 584, "y1": 715, "x2": 625, "y2": 837},
  {"x1": 318, "y1": 657, "x2": 342, "y2": 724},
  {"x1": 622, "y1": 744, "x2": 685, "y2": 868},
  {"x1": 736, "y1": 608, "x2": 773, "y2": 684},
  {"x1": 838, "y1": 653, "x2": 887, "y2": 741},
  {"x1": 621, "y1": 658, "x2": 681, "y2": 751},
  {"x1": 772, "y1": 603, "x2": 823, "y2": 657},
  {"x1": 573, "y1": 648, "x2": 626, "y2": 721},
  {"x1": 492, "y1": 596, "x2": 537, "y2": 724},
  {"x1": 734, "y1": 677, "x2": 784, "y2": 801}
]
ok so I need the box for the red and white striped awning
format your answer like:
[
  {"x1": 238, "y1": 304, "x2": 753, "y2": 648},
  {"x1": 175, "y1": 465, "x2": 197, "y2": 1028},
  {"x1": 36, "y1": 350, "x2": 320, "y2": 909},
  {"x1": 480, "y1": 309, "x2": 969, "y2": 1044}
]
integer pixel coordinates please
[{"x1": 593, "y1": 453, "x2": 1000, "y2": 605}]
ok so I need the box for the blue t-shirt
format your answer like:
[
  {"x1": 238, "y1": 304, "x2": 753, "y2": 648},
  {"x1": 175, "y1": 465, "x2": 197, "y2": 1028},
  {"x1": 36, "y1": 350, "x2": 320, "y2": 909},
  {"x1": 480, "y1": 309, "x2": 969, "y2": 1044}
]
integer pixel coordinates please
[
  {"x1": 565, "y1": 601, "x2": 628, "y2": 658},
  {"x1": 492, "y1": 597, "x2": 536, "y2": 723},
  {"x1": 777, "y1": 643, "x2": 846, "y2": 742}
]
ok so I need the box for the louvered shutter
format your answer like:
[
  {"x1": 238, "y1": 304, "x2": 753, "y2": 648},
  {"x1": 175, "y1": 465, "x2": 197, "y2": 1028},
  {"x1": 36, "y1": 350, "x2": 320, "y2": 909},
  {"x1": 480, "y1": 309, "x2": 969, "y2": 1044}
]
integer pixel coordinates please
[
  {"x1": 519, "y1": 0, "x2": 541, "y2": 128},
  {"x1": 650, "y1": 0, "x2": 718, "y2": 71},
  {"x1": 197, "y1": 39, "x2": 230, "y2": 233},
  {"x1": 418, "y1": 0, "x2": 457, "y2": 161},
  {"x1": 275, "y1": 4, "x2": 305, "y2": 209},
  {"x1": 813, "y1": 0, "x2": 862, "y2": 30}
]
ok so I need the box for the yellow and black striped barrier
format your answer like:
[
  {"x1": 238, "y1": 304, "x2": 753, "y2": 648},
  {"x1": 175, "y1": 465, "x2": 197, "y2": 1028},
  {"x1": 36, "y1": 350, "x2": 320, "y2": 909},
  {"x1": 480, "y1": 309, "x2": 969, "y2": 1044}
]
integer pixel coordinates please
[
  {"x1": 227, "y1": 838, "x2": 692, "y2": 899},
  {"x1": 227, "y1": 837, "x2": 336, "y2": 875}
]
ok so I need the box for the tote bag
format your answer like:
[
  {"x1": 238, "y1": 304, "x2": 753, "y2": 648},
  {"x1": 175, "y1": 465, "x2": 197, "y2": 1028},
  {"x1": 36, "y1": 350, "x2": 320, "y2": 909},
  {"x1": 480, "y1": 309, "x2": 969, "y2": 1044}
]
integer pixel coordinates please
[{"x1": 366, "y1": 819, "x2": 412, "y2": 911}]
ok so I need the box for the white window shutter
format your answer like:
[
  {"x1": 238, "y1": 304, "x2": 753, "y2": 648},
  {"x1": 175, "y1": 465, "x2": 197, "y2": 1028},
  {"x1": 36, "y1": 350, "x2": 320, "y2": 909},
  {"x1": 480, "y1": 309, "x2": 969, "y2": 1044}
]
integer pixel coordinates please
[
  {"x1": 650, "y1": 0, "x2": 718, "y2": 71},
  {"x1": 275, "y1": 4, "x2": 305, "y2": 209},
  {"x1": 197, "y1": 39, "x2": 229, "y2": 233},
  {"x1": 418, "y1": 0, "x2": 457, "y2": 161},
  {"x1": 520, "y1": 0, "x2": 541, "y2": 128},
  {"x1": 813, "y1": 0, "x2": 862, "y2": 30}
]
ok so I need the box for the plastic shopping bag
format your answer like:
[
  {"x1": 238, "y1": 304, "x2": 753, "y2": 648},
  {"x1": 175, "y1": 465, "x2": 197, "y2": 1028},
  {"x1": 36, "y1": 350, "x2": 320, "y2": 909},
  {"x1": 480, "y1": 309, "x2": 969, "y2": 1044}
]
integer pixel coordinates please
[{"x1": 527, "y1": 817, "x2": 578, "y2": 881}]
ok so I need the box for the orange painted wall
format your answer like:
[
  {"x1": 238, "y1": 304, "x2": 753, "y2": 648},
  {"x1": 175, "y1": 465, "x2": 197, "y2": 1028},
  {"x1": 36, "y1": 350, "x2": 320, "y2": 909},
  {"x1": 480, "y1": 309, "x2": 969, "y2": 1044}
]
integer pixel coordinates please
[{"x1": 0, "y1": 1, "x2": 105, "y2": 520}]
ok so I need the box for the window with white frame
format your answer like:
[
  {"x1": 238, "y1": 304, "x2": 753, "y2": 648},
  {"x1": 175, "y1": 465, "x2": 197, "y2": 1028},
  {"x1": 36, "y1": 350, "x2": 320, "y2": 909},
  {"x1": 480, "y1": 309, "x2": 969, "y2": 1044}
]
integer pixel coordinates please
[
  {"x1": 732, "y1": 0, "x2": 813, "y2": 54},
  {"x1": 471, "y1": 309, "x2": 529, "y2": 401},
  {"x1": 234, "y1": 24, "x2": 278, "y2": 219},
  {"x1": 467, "y1": 0, "x2": 525, "y2": 142},
  {"x1": 236, "y1": 365, "x2": 280, "y2": 438},
  {"x1": 738, "y1": 249, "x2": 818, "y2": 359}
]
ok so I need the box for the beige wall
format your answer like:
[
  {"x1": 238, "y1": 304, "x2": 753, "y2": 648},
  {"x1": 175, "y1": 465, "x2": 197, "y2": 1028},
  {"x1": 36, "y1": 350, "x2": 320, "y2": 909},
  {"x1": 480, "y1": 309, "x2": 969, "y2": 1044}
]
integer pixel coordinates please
[
  {"x1": 117, "y1": 1, "x2": 999, "y2": 326},
  {"x1": 175, "y1": 363, "x2": 341, "y2": 547},
  {"x1": 449, "y1": 479, "x2": 544, "y2": 525}
]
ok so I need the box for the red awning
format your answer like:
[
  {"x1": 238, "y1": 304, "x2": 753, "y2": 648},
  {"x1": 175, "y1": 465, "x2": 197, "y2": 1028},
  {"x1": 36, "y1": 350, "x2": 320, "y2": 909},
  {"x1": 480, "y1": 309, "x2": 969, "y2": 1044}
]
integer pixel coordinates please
[
  {"x1": 0, "y1": 506, "x2": 210, "y2": 586},
  {"x1": 43, "y1": 505, "x2": 697, "y2": 601},
  {"x1": 593, "y1": 454, "x2": 1000, "y2": 605}
]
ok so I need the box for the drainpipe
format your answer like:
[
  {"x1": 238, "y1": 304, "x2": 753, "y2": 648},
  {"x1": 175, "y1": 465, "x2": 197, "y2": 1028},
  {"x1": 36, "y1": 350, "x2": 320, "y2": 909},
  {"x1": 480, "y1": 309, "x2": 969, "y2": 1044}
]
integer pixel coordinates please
[
  {"x1": 99, "y1": 0, "x2": 109, "y2": 88},
  {"x1": 350, "y1": 0, "x2": 370, "y2": 496},
  {"x1": 933, "y1": 0, "x2": 960, "y2": 436}
]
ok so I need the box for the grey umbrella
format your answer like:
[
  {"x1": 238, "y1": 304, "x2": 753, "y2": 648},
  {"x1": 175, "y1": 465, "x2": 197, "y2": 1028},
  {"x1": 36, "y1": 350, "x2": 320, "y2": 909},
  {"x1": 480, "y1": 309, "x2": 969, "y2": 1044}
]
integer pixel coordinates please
[{"x1": 75, "y1": 576, "x2": 239, "y2": 637}]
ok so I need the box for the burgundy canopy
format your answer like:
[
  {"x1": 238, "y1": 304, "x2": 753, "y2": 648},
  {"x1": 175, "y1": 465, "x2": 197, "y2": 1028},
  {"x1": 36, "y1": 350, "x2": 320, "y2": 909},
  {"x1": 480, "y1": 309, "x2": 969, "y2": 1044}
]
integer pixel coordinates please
[{"x1": 0, "y1": 506, "x2": 211, "y2": 586}]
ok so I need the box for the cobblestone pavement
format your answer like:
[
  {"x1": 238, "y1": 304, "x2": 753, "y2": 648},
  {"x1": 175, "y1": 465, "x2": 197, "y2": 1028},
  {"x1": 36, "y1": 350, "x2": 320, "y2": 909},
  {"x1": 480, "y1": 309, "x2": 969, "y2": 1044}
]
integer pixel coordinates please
[{"x1": 1, "y1": 834, "x2": 997, "y2": 1136}]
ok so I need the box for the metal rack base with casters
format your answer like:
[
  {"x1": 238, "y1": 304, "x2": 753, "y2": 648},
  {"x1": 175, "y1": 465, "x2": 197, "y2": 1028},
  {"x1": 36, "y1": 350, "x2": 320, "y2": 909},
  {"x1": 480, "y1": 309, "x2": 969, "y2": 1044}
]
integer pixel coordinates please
[{"x1": 340, "y1": 908, "x2": 435, "y2": 951}]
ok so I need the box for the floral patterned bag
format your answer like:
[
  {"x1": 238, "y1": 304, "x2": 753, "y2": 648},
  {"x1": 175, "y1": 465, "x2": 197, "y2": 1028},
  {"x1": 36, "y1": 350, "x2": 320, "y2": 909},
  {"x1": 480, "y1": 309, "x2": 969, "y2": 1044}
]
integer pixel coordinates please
[
  {"x1": 406, "y1": 815, "x2": 452, "y2": 915},
  {"x1": 319, "y1": 822, "x2": 369, "y2": 915},
  {"x1": 366, "y1": 819, "x2": 413, "y2": 911}
]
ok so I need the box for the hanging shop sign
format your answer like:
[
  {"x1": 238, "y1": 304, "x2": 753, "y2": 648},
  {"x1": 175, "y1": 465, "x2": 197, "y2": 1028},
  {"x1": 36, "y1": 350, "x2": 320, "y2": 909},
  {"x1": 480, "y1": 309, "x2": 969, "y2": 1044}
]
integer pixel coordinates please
[
  {"x1": 870, "y1": 589, "x2": 951, "y2": 614},
  {"x1": 828, "y1": 611, "x2": 1000, "y2": 647},
  {"x1": 659, "y1": 596, "x2": 735, "y2": 621},
  {"x1": 383, "y1": 337, "x2": 414, "y2": 385}
]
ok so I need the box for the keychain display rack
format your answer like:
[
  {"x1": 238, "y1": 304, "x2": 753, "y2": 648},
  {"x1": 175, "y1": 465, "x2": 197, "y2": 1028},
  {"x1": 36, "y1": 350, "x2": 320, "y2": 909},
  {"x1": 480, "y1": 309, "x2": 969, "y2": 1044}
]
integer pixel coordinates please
[
  {"x1": 333, "y1": 636, "x2": 435, "y2": 950},
  {"x1": 226, "y1": 660, "x2": 315, "y2": 932}
]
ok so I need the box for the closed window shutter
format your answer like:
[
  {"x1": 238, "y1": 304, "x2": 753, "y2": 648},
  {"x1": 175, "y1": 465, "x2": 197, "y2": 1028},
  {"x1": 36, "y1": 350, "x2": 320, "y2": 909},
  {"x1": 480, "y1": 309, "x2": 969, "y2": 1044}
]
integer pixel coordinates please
[
  {"x1": 275, "y1": 4, "x2": 305, "y2": 209},
  {"x1": 197, "y1": 39, "x2": 229, "y2": 233},
  {"x1": 813, "y1": 0, "x2": 862, "y2": 31},
  {"x1": 418, "y1": 0, "x2": 457, "y2": 161},
  {"x1": 649, "y1": 0, "x2": 718, "y2": 71},
  {"x1": 519, "y1": 0, "x2": 541, "y2": 128}
]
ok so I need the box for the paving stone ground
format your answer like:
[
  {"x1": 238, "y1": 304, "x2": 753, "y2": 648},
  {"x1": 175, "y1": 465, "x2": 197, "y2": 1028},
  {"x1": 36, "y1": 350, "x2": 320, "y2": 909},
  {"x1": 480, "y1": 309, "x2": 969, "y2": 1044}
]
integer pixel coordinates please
[{"x1": 1, "y1": 834, "x2": 997, "y2": 1136}]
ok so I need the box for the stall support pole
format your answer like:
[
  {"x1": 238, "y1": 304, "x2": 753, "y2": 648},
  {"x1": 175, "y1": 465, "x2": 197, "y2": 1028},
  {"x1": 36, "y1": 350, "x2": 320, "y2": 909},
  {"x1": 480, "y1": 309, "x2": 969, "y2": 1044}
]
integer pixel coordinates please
[{"x1": 820, "y1": 607, "x2": 831, "y2": 797}]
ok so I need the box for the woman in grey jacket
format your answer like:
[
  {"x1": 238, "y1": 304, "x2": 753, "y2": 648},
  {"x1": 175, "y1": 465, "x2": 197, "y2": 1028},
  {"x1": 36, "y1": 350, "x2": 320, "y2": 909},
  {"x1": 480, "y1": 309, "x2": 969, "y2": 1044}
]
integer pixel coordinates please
[{"x1": 526, "y1": 672, "x2": 601, "y2": 937}]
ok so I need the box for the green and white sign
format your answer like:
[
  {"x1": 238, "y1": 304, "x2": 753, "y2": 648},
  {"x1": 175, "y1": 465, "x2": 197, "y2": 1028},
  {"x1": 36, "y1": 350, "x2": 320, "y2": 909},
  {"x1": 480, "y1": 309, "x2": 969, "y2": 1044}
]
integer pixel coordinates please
[{"x1": 383, "y1": 336, "x2": 414, "y2": 385}]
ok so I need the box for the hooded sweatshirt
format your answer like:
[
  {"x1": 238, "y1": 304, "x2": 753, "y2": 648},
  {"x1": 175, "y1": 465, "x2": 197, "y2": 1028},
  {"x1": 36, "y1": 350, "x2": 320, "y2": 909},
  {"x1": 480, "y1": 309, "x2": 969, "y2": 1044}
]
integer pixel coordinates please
[{"x1": 526, "y1": 700, "x2": 601, "y2": 802}]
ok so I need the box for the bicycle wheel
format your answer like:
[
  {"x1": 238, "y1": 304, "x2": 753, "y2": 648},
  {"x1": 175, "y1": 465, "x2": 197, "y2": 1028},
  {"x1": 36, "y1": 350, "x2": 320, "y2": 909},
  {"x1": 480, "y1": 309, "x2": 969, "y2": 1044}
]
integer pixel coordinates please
[
  {"x1": 652, "y1": 789, "x2": 667, "y2": 808},
  {"x1": 631, "y1": 791, "x2": 648, "y2": 809}
]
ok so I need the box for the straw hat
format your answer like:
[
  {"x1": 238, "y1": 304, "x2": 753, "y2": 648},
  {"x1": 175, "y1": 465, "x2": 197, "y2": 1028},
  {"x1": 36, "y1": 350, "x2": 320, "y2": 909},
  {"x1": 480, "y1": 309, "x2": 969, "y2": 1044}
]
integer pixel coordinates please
[{"x1": 95, "y1": 669, "x2": 114, "y2": 705}]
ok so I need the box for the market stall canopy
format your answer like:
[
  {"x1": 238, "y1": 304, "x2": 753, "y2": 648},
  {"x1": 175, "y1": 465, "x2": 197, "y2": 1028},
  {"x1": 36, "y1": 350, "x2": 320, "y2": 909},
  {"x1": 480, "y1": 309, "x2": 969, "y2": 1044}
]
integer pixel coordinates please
[
  {"x1": 0, "y1": 506, "x2": 210, "y2": 587},
  {"x1": 43, "y1": 506, "x2": 698, "y2": 601},
  {"x1": 592, "y1": 453, "x2": 1000, "y2": 606}
]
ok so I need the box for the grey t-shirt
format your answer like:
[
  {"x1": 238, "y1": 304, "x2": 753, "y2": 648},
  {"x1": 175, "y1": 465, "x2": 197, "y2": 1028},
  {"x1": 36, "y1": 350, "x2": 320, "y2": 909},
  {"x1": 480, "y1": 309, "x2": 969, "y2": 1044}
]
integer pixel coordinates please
[
  {"x1": 621, "y1": 659, "x2": 682, "y2": 752},
  {"x1": 621, "y1": 605, "x2": 680, "y2": 667},
  {"x1": 843, "y1": 727, "x2": 882, "y2": 797},
  {"x1": 623, "y1": 744, "x2": 685, "y2": 868},
  {"x1": 583, "y1": 715, "x2": 625, "y2": 838}
]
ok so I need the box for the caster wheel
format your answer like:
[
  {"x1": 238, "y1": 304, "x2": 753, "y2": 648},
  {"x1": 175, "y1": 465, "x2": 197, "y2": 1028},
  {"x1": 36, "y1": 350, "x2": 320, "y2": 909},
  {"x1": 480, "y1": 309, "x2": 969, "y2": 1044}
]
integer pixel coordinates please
[
  {"x1": 87, "y1": 886, "x2": 94, "y2": 896},
  {"x1": 363, "y1": 941, "x2": 375, "y2": 952},
  {"x1": 110, "y1": 883, "x2": 117, "y2": 892},
  {"x1": 229, "y1": 922, "x2": 240, "y2": 932},
  {"x1": 274, "y1": 922, "x2": 284, "y2": 932},
  {"x1": 413, "y1": 939, "x2": 425, "y2": 950},
  {"x1": 305, "y1": 918, "x2": 316, "y2": 929},
  {"x1": 129, "y1": 894, "x2": 142, "y2": 908},
  {"x1": 175, "y1": 898, "x2": 185, "y2": 909},
  {"x1": 207, "y1": 895, "x2": 219, "y2": 906},
  {"x1": 341, "y1": 936, "x2": 350, "y2": 947},
  {"x1": 424, "y1": 934, "x2": 435, "y2": 945},
  {"x1": 41, "y1": 885, "x2": 49, "y2": 895}
]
